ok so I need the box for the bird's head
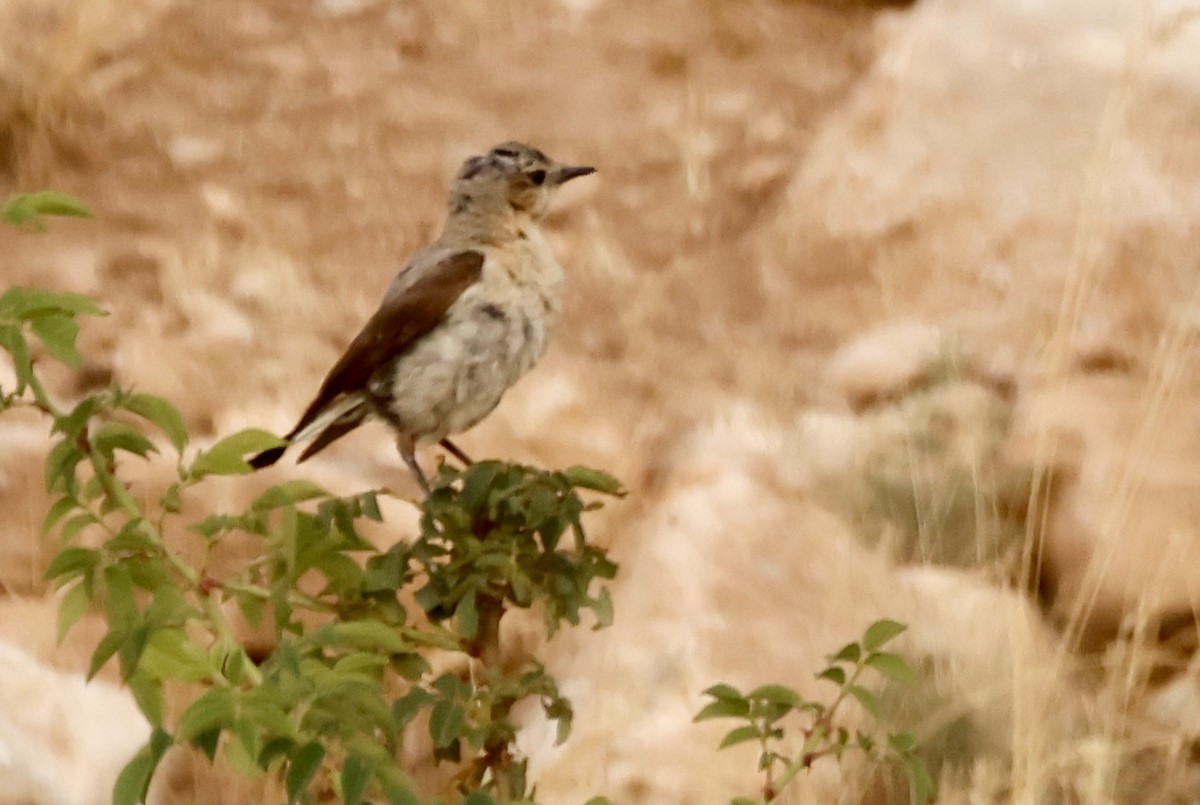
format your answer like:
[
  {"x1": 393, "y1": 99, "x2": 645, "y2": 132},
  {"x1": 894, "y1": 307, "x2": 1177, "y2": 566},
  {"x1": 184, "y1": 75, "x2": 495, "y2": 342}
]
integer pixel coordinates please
[{"x1": 451, "y1": 142, "x2": 595, "y2": 221}]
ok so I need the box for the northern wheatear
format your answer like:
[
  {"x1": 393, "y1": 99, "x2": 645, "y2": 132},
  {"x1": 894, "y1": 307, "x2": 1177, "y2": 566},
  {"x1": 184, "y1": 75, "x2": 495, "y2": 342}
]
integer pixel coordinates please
[{"x1": 249, "y1": 142, "x2": 595, "y2": 492}]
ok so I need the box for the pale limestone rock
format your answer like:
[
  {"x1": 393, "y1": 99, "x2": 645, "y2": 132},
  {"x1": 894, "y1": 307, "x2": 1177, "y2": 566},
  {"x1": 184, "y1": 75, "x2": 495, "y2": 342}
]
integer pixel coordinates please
[{"x1": 0, "y1": 642, "x2": 148, "y2": 805}]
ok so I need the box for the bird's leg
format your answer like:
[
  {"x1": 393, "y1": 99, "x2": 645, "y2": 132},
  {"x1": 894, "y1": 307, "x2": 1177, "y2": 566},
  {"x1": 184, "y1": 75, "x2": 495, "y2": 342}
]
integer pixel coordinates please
[
  {"x1": 397, "y1": 433, "x2": 431, "y2": 495},
  {"x1": 439, "y1": 438, "x2": 474, "y2": 466}
]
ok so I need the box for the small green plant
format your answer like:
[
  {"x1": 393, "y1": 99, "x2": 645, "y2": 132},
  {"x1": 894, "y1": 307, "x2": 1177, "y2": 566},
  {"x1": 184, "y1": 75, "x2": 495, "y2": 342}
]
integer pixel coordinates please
[
  {"x1": 2, "y1": 190, "x2": 92, "y2": 230},
  {"x1": 695, "y1": 620, "x2": 935, "y2": 805},
  {"x1": 2, "y1": 193, "x2": 623, "y2": 804}
]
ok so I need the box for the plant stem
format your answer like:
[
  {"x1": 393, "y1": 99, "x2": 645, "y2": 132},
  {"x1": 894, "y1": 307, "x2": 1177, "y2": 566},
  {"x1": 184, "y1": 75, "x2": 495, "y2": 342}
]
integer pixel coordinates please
[
  {"x1": 470, "y1": 594, "x2": 505, "y2": 668},
  {"x1": 774, "y1": 664, "x2": 868, "y2": 793},
  {"x1": 467, "y1": 593, "x2": 514, "y2": 800}
]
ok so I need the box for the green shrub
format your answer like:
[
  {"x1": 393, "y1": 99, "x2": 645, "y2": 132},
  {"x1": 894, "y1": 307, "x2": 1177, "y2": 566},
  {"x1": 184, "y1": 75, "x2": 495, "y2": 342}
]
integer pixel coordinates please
[
  {"x1": 696, "y1": 620, "x2": 934, "y2": 805},
  {"x1": 2, "y1": 193, "x2": 623, "y2": 804}
]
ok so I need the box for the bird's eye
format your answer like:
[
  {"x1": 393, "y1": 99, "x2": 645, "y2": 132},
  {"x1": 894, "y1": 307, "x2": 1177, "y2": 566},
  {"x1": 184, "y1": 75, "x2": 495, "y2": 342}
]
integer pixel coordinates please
[{"x1": 529, "y1": 169, "x2": 547, "y2": 186}]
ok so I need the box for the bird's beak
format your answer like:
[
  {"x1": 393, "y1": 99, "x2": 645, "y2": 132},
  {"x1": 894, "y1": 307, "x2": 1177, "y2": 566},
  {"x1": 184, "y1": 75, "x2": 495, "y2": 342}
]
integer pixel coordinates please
[{"x1": 553, "y1": 165, "x2": 596, "y2": 185}]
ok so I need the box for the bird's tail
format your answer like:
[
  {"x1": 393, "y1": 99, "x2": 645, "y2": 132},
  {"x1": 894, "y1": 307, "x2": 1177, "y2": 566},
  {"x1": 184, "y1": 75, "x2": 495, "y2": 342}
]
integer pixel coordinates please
[
  {"x1": 296, "y1": 404, "x2": 369, "y2": 462},
  {"x1": 248, "y1": 397, "x2": 370, "y2": 469},
  {"x1": 248, "y1": 444, "x2": 287, "y2": 469}
]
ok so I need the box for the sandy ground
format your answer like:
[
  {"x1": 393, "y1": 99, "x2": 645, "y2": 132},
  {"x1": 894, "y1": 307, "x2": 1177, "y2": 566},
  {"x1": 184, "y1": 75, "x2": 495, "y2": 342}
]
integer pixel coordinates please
[{"x1": 2, "y1": 0, "x2": 1200, "y2": 802}]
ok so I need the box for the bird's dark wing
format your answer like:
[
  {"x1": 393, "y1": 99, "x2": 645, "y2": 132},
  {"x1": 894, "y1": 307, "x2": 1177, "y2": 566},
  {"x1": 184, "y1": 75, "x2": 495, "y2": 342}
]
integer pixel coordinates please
[{"x1": 249, "y1": 249, "x2": 485, "y2": 468}]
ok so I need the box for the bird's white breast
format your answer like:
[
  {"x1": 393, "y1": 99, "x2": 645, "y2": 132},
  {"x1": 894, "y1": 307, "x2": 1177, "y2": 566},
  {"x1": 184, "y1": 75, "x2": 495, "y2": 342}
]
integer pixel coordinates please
[{"x1": 374, "y1": 235, "x2": 565, "y2": 443}]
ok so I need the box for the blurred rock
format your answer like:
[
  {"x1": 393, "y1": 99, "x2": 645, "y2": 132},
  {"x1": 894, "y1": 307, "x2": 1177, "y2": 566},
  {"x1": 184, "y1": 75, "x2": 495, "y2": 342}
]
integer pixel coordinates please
[
  {"x1": 527, "y1": 403, "x2": 1074, "y2": 803},
  {"x1": 1145, "y1": 671, "x2": 1200, "y2": 738},
  {"x1": 783, "y1": 0, "x2": 1200, "y2": 357},
  {"x1": 1, "y1": 0, "x2": 1199, "y2": 801},
  {"x1": 0, "y1": 640, "x2": 147, "y2": 805},
  {"x1": 894, "y1": 565, "x2": 1073, "y2": 793},
  {"x1": 1008, "y1": 374, "x2": 1200, "y2": 652},
  {"x1": 823, "y1": 319, "x2": 945, "y2": 411},
  {"x1": 314, "y1": 0, "x2": 379, "y2": 16},
  {"x1": 165, "y1": 135, "x2": 223, "y2": 170},
  {"x1": 817, "y1": 334, "x2": 1031, "y2": 572}
]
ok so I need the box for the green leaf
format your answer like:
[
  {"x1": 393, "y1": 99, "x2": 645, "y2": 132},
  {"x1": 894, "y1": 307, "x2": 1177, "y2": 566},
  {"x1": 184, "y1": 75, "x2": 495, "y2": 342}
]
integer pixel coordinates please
[
  {"x1": 56, "y1": 392, "x2": 104, "y2": 435},
  {"x1": 139, "y1": 629, "x2": 213, "y2": 683},
  {"x1": 703, "y1": 683, "x2": 745, "y2": 701},
  {"x1": 285, "y1": 741, "x2": 326, "y2": 803},
  {"x1": 428, "y1": 699, "x2": 464, "y2": 749},
  {"x1": 194, "y1": 728, "x2": 221, "y2": 762},
  {"x1": 2, "y1": 192, "x2": 92, "y2": 228},
  {"x1": 108, "y1": 522, "x2": 160, "y2": 556},
  {"x1": 30, "y1": 312, "x2": 82, "y2": 366},
  {"x1": 259, "y1": 736, "x2": 296, "y2": 769},
  {"x1": 341, "y1": 753, "x2": 374, "y2": 805},
  {"x1": 190, "y1": 429, "x2": 286, "y2": 478},
  {"x1": 360, "y1": 490, "x2": 382, "y2": 521},
  {"x1": 224, "y1": 720, "x2": 262, "y2": 776},
  {"x1": 42, "y1": 496, "x2": 79, "y2": 535},
  {"x1": 332, "y1": 651, "x2": 389, "y2": 677},
  {"x1": 238, "y1": 701, "x2": 294, "y2": 743},
  {"x1": 413, "y1": 584, "x2": 444, "y2": 618},
  {"x1": 893, "y1": 740, "x2": 936, "y2": 805},
  {"x1": 831, "y1": 642, "x2": 861, "y2": 663},
  {"x1": 127, "y1": 672, "x2": 164, "y2": 726},
  {"x1": 112, "y1": 727, "x2": 171, "y2": 805},
  {"x1": 862, "y1": 619, "x2": 907, "y2": 652},
  {"x1": 718, "y1": 725, "x2": 761, "y2": 749},
  {"x1": 103, "y1": 565, "x2": 138, "y2": 632},
  {"x1": 44, "y1": 438, "x2": 84, "y2": 495},
  {"x1": 455, "y1": 590, "x2": 478, "y2": 641},
  {"x1": 92, "y1": 422, "x2": 157, "y2": 460},
  {"x1": 234, "y1": 586, "x2": 266, "y2": 628},
  {"x1": 694, "y1": 698, "x2": 750, "y2": 722},
  {"x1": 799, "y1": 701, "x2": 826, "y2": 716},
  {"x1": 381, "y1": 779, "x2": 423, "y2": 805},
  {"x1": 0, "y1": 324, "x2": 32, "y2": 395},
  {"x1": 845, "y1": 685, "x2": 881, "y2": 720},
  {"x1": 590, "y1": 587, "x2": 614, "y2": 629},
  {"x1": 88, "y1": 629, "x2": 125, "y2": 679},
  {"x1": 56, "y1": 580, "x2": 90, "y2": 642},
  {"x1": 393, "y1": 688, "x2": 435, "y2": 729},
  {"x1": 562, "y1": 465, "x2": 626, "y2": 496},
  {"x1": 122, "y1": 394, "x2": 189, "y2": 452},
  {"x1": 463, "y1": 793, "x2": 495, "y2": 805},
  {"x1": 458, "y1": 460, "x2": 501, "y2": 513},
  {"x1": 865, "y1": 651, "x2": 918, "y2": 686},
  {"x1": 117, "y1": 625, "x2": 152, "y2": 681},
  {"x1": 0, "y1": 287, "x2": 105, "y2": 318},
  {"x1": 888, "y1": 731, "x2": 918, "y2": 752},
  {"x1": 45, "y1": 546, "x2": 100, "y2": 581},
  {"x1": 548, "y1": 697, "x2": 574, "y2": 746},
  {"x1": 816, "y1": 666, "x2": 846, "y2": 686},
  {"x1": 332, "y1": 620, "x2": 408, "y2": 654},
  {"x1": 252, "y1": 480, "x2": 329, "y2": 511},
  {"x1": 60, "y1": 511, "x2": 100, "y2": 543},
  {"x1": 746, "y1": 684, "x2": 801, "y2": 708},
  {"x1": 177, "y1": 688, "x2": 236, "y2": 742},
  {"x1": 907, "y1": 761, "x2": 937, "y2": 805},
  {"x1": 160, "y1": 483, "x2": 182, "y2": 513},
  {"x1": 392, "y1": 653, "x2": 431, "y2": 681}
]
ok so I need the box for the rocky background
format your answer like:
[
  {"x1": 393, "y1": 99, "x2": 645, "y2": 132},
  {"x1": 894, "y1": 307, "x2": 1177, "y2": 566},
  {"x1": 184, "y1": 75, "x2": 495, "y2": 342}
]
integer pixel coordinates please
[{"x1": 1, "y1": 0, "x2": 1199, "y2": 802}]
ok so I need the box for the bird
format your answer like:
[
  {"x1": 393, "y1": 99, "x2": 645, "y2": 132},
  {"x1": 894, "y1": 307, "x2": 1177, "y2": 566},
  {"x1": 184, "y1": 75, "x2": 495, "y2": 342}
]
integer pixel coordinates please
[{"x1": 248, "y1": 141, "x2": 595, "y2": 493}]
